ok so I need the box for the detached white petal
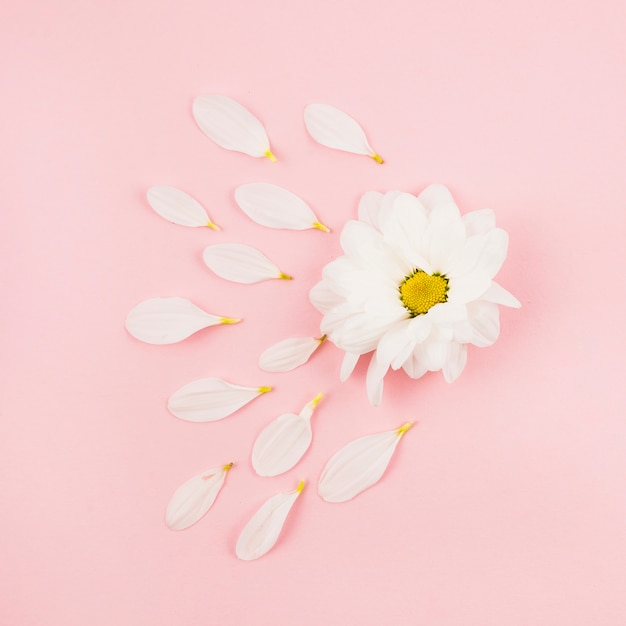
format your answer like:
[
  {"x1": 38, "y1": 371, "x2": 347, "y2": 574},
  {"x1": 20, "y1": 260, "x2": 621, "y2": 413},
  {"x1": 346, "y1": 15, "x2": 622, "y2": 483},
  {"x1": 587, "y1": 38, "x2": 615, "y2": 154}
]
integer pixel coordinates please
[
  {"x1": 165, "y1": 463, "x2": 232, "y2": 531},
  {"x1": 304, "y1": 104, "x2": 383, "y2": 163},
  {"x1": 202, "y1": 243, "x2": 291, "y2": 284},
  {"x1": 168, "y1": 378, "x2": 272, "y2": 422},
  {"x1": 258, "y1": 336, "x2": 325, "y2": 372},
  {"x1": 146, "y1": 186, "x2": 219, "y2": 230},
  {"x1": 235, "y1": 183, "x2": 329, "y2": 232},
  {"x1": 318, "y1": 422, "x2": 413, "y2": 502},
  {"x1": 252, "y1": 393, "x2": 323, "y2": 476},
  {"x1": 236, "y1": 481, "x2": 304, "y2": 560},
  {"x1": 192, "y1": 95, "x2": 276, "y2": 161},
  {"x1": 125, "y1": 297, "x2": 240, "y2": 345}
]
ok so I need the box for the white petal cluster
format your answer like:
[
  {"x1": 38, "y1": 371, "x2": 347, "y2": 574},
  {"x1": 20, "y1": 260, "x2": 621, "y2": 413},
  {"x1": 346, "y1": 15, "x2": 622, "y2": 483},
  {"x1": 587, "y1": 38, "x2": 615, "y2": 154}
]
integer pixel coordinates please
[{"x1": 309, "y1": 184, "x2": 520, "y2": 405}]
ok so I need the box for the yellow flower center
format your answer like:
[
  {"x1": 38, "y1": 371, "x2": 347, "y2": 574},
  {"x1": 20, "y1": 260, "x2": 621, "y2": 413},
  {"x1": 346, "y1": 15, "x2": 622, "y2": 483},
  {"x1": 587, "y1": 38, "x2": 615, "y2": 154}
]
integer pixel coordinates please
[{"x1": 399, "y1": 270, "x2": 449, "y2": 316}]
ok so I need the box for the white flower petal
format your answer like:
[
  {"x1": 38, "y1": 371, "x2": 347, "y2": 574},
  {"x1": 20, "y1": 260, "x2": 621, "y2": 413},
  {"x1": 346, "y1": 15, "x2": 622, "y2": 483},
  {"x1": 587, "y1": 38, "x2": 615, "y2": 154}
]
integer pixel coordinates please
[
  {"x1": 309, "y1": 281, "x2": 343, "y2": 314},
  {"x1": 479, "y1": 281, "x2": 521, "y2": 308},
  {"x1": 235, "y1": 183, "x2": 328, "y2": 232},
  {"x1": 165, "y1": 464, "x2": 232, "y2": 531},
  {"x1": 318, "y1": 422, "x2": 413, "y2": 502},
  {"x1": 463, "y1": 209, "x2": 496, "y2": 236},
  {"x1": 357, "y1": 191, "x2": 384, "y2": 230},
  {"x1": 467, "y1": 301, "x2": 500, "y2": 347},
  {"x1": 304, "y1": 103, "x2": 383, "y2": 163},
  {"x1": 252, "y1": 393, "x2": 322, "y2": 476},
  {"x1": 192, "y1": 95, "x2": 275, "y2": 161},
  {"x1": 202, "y1": 243, "x2": 291, "y2": 284},
  {"x1": 442, "y1": 342, "x2": 468, "y2": 383},
  {"x1": 417, "y1": 183, "x2": 456, "y2": 214},
  {"x1": 258, "y1": 336, "x2": 325, "y2": 372},
  {"x1": 168, "y1": 378, "x2": 271, "y2": 422},
  {"x1": 365, "y1": 352, "x2": 389, "y2": 406},
  {"x1": 125, "y1": 297, "x2": 239, "y2": 345},
  {"x1": 146, "y1": 186, "x2": 218, "y2": 229},
  {"x1": 340, "y1": 351, "x2": 360, "y2": 382},
  {"x1": 236, "y1": 482, "x2": 304, "y2": 560}
]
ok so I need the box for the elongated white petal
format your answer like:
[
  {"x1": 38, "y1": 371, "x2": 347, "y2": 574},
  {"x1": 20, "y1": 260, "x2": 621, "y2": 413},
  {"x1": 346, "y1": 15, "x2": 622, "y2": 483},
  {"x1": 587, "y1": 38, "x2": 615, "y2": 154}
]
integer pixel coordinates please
[
  {"x1": 125, "y1": 297, "x2": 239, "y2": 345},
  {"x1": 202, "y1": 243, "x2": 291, "y2": 283},
  {"x1": 146, "y1": 186, "x2": 219, "y2": 229},
  {"x1": 365, "y1": 352, "x2": 389, "y2": 406},
  {"x1": 479, "y1": 281, "x2": 521, "y2": 308},
  {"x1": 236, "y1": 481, "x2": 304, "y2": 560},
  {"x1": 192, "y1": 95, "x2": 275, "y2": 161},
  {"x1": 304, "y1": 104, "x2": 383, "y2": 163},
  {"x1": 258, "y1": 336, "x2": 325, "y2": 372},
  {"x1": 168, "y1": 378, "x2": 271, "y2": 422},
  {"x1": 165, "y1": 463, "x2": 232, "y2": 531},
  {"x1": 252, "y1": 393, "x2": 322, "y2": 476},
  {"x1": 235, "y1": 183, "x2": 329, "y2": 232},
  {"x1": 340, "y1": 351, "x2": 360, "y2": 382},
  {"x1": 318, "y1": 422, "x2": 412, "y2": 502}
]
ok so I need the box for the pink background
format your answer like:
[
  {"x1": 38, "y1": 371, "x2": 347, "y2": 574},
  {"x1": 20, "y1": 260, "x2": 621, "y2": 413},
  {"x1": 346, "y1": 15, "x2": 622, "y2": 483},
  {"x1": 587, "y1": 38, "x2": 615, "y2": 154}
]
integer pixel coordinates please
[{"x1": 2, "y1": 1, "x2": 626, "y2": 624}]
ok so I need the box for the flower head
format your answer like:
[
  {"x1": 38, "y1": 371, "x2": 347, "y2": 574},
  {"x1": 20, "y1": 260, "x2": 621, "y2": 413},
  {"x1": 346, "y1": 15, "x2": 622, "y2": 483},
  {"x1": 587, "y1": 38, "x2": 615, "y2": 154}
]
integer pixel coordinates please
[{"x1": 309, "y1": 184, "x2": 520, "y2": 405}]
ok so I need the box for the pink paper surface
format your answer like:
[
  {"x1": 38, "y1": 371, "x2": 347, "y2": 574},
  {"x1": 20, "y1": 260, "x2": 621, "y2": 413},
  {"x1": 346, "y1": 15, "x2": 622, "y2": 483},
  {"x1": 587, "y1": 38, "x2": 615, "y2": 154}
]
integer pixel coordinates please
[{"x1": 2, "y1": 1, "x2": 625, "y2": 624}]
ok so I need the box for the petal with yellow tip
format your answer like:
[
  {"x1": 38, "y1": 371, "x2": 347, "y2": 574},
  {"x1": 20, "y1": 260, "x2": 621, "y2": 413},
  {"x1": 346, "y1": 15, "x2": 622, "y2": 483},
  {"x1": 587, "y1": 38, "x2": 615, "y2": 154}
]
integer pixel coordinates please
[
  {"x1": 203, "y1": 243, "x2": 290, "y2": 284},
  {"x1": 318, "y1": 422, "x2": 413, "y2": 502},
  {"x1": 235, "y1": 183, "x2": 329, "y2": 232},
  {"x1": 125, "y1": 297, "x2": 239, "y2": 345},
  {"x1": 146, "y1": 186, "x2": 218, "y2": 229},
  {"x1": 304, "y1": 103, "x2": 383, "y2": 163},
  {"x1": 168, "y1": 378, "x2": 271, "y2": 422},
  {"x1": 165, "y1": 463, "x2": 232, "y2": 531},
  {"x1": 192, "y1": 95, "x2": 275, "y2": 160},
  {"x1": 258, "y1": 336, "x2": 325, "y2": 373},
  {"x1": 236, "y1": 482, "x2": 304, "y2": 560}
]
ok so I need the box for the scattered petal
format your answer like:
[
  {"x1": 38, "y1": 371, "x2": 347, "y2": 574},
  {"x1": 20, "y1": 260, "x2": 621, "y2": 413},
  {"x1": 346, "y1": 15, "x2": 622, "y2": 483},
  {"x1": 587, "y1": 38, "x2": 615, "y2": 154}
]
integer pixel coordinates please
[
  {"x1": 235, "y1": 183, "x2": 329, "y2": 232},
  {"x1": 202, "y1": 243, "x2": 291, "y2": 284},
  {"x1": 125, "y1": 297, "x2": 240, "y2": 345},
  {"x1": 168, "y1": 378, "x2": 271, "y2": 422},
  {"x1": 252, "y1": 393, "x2": 323, "y2": 476},
  {"x1": 192, "y1": 95, "x2": 275, "y2": 161},
  {"x1": 146, "y1": 186, "x2": 219, "y2": 229},
  {"x1": 318, "y1": 422, "x2": 413, "y2": 502},
  {"x1": 304, "y1": 104, "x2": 383, "y2": 163},
  {"x1": 236, "y1": 481, "x2": 305, "y2": 560},
  {"x1": 165, "y1": 463, "x2": 232, "y2": 531},
  {"x1": 258, "y1": 336, "x2": 325, "y2": 372}
]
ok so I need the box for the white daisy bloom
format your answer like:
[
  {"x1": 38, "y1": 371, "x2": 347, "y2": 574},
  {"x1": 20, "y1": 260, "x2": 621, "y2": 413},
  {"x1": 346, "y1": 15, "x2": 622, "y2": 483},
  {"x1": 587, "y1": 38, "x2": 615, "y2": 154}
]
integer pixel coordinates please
[{"x1": 309, "y1": 184, "x2": 520, "y2": 405}]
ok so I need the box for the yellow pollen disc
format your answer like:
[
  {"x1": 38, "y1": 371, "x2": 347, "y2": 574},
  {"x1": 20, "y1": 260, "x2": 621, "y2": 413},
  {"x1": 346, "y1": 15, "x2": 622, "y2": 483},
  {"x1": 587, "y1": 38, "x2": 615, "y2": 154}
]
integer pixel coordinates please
[{"x1": 399, "y1": 270, "x2": 449, "y2": 316}]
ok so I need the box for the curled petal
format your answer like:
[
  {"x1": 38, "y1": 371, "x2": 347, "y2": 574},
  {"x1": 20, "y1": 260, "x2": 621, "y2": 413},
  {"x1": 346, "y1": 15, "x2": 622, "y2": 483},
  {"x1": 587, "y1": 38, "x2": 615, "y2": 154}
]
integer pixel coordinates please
[
  {"x1": 125, "y1": 297, "x2": 239, "y2": 345},
  {"x1": 236, "y1": 481, "x2": 304, "y2": 560},
  {"x1": 165, "y1": 463, "x2": 232, "y2": 531},
  {"x1": 168, "y1": 378, "x2": 271, "y2": 422},
  {"x1": 252, "y1": 393, "x2": 322, "y2": 476},
  {"x1": 258, "y1": 336, "x2": 325, "y2": 372},
  {"x1": 146, "y1": 186, "x2": 218, "y2": 229},
  {"x1": 203, "y1": 243, "x2": 291, "y2": 284},
  {"x1": 235, "y1": 183, "x2": 329, "y2": 232},
  {"x1": 192, "y1": 95, "x2": 275, "y2": 160},
  {"x1": 318, "y1": 423, "x2": 412, "y2": 502},
  {"x1": 304, "y1": 104, "x2": 383, "y2": 163}
]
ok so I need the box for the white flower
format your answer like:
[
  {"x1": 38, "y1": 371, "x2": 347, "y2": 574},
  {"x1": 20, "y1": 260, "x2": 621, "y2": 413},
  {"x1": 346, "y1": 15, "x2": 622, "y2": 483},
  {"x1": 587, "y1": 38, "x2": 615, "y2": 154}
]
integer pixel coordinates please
[{"x1": 309, "y1": 184, "x2": 520, "y2": 405}]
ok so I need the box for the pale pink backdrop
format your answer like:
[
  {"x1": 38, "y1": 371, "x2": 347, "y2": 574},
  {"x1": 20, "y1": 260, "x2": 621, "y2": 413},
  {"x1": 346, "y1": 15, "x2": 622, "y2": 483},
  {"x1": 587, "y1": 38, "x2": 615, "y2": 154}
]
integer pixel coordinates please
[{"x1": 2, "y1": 1, "x2": 625, "y2": 624}]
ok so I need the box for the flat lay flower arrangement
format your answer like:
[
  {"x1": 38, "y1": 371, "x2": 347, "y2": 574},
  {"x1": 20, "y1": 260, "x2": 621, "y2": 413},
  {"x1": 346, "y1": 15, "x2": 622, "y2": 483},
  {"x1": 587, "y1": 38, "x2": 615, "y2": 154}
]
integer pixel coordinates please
[{"x1": 125, "y1": 96, "x2": 520, "y2": 560}]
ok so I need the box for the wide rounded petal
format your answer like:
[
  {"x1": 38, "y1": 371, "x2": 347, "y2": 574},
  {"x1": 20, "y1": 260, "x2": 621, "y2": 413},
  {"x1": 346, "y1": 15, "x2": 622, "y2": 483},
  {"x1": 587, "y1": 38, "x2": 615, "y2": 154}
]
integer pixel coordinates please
[
  {"x1": 357, "y1": 191, "x2": 384, "y2": 230},
  {"x1": 203, "y1": 243, "x2": 290, "y2": 283},
  {"x1": 309, "y1": 281, "x2": 343, "y2": 314},
  {"x1": 304, "y1": 104, "x2": 382, "y2": 162},
  {"x1": 318, "y1": 423, "x2": 412, "y2": 502},
  {"x1": 165, "y1": 464, "x2": 231, "y2": 531},
  {"x1": 463, "y1": 208, "x2": 496, "y2": 236},
  {"x1": 146, "y1": 186, "x2": 218, "y2": 229},
  {"x1": 467, "y1": 301, "x2": 501, "y2": 347},
  {"x1": 192, "y1": 95, "x2": 275, "y2": 160},
  {"x1": 168, "y1": 378, "x2": 271, "y2": 422},
  {"x1": 236, "y1": 482, "x2": 304, "y2": 560},
  {"x1": 258, "y1": 336, "x2": 324, "y2": 372},
  {"x1": 125, "y1": 297, "x2": 239, "y2": 345}
]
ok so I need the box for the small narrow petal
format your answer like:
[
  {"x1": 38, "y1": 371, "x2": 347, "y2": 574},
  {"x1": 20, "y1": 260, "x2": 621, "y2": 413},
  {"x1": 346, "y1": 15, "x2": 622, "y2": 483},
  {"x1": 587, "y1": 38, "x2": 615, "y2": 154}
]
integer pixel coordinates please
[
  {"x1": 258, "y1": 336, "x2": 325, "y2": 372},
  {"x1": 442, "y1": 342, "x2": 468, "y2": 383},
  {"x1": 318, "y1": 422, "x2": 413, "y2": 502},
  {"x1": 168, "y1": 378, "x2": 271, "y2": 422},
  {"x1": 304, "y1": 104, "x2": 383, "y2": 163},
  {"x1": 235, "y1": 183, "x2": 328, "y2": 232},
  {"x1": 252, "y1": 394, "x2": 322, "y2": 476},
  {"x1": 192, "y1": 95, "x2": 275, "y2": 160},
  {"x1": 125, "y1": 297, "x2": 239, "y2": 345},
  {"x1": 467, "y1": 301, "x2": 500, "y2": 347},
  {"x1": 365, "y1": 353, "x2": 389, "y2": 406},
  {"x1": 203, "y1": 243, "x2": 291, "y2": 284},
  {"x1": 479, "y1": 281, "x2": 521, "y2": 308},
  {"x1": 236, "y1": 481, "x2": 305, "y2": 560},
  {"x1": 165, "y1": 463, "x2": 232, "y2": 531},
  {"x1": 340, "y1": 351, "x2": 360, "y2": 382},
  {"x1": 146, "y1": 186, "x2": 218, "y2": 229}
]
